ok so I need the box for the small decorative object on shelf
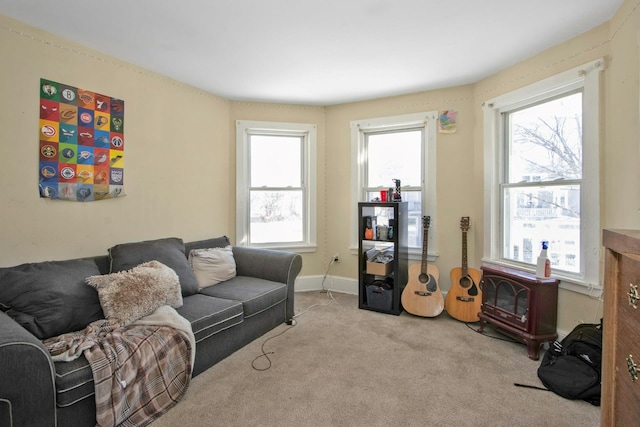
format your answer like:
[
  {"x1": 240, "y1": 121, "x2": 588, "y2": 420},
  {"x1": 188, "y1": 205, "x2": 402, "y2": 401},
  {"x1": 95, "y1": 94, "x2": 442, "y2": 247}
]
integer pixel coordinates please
[
  {"x1": 392, "y1": 179, "x2": 402, "y2": 202},
  {"x1": 377, "y1": 225, "x2": 389, "y2": 240},
  {"x1": 365, "y1": 228, "x2": 374, "y2": 240},
  {"x1": 364, "y1": 216, "x2": 376, "y2": 240}
]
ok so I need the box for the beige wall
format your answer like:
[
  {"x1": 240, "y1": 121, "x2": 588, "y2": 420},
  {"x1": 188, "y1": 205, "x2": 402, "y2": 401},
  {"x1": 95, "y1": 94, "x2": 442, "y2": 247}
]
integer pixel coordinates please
[
  {"x1": 2, "y1": 0, "x2": 639, "y2": 334},
  {"x1": 0, "y1": 15, "x2": 231, "y2": 265},
  {"x1": 605, "y1": 0, "x2": 640, "y2": 229}
]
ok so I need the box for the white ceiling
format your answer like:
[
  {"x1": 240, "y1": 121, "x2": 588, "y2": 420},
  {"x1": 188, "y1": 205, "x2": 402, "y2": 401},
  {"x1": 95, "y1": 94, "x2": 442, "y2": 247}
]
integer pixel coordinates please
[{"x1": 1, "y1": 0, "x2": 622, "y2": 106}]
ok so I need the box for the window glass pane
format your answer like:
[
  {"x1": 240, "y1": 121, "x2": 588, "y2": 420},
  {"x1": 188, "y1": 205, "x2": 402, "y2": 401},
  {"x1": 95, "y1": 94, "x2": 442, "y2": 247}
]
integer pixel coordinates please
[
  {"x1": 403, "y1": 191, "x2": 423, "y2": 248},
  {"x1": 503, "y1": 185, "x2": 580, "y2": 273},
  {"x1": 250, "y1": 135, "x2": 301, "y2": 187},
  {"x1": 507, "y1": 92, "x2": 582, "y2": 183},
  {"x1": 249, "y1": 190, "x2": 303, "y2": 244},
  {"x1": 367, "y1": 130, "x2": 422, "y2": 187}
]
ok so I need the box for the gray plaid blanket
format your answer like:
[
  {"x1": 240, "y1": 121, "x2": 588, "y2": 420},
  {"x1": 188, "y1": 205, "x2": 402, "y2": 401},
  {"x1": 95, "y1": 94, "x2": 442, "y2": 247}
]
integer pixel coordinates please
[{"x1": 44, "y1": 306, "x2": 195, "y2": 427}]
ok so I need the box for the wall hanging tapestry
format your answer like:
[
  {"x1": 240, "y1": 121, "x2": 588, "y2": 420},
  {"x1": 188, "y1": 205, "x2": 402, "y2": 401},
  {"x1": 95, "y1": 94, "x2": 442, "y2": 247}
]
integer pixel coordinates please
[
  {"x1": 39, "y1": 78, "x2": 125, "y2": 201},
  {"x1": 438, "y1": 110, "x2": 457, "y2": 134}
]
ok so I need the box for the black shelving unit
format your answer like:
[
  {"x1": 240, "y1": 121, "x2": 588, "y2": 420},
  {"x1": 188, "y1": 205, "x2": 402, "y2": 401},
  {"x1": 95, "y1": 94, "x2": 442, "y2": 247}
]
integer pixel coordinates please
[{"x1": 358, "y1": 201, "x2": 408, "y2": 315}]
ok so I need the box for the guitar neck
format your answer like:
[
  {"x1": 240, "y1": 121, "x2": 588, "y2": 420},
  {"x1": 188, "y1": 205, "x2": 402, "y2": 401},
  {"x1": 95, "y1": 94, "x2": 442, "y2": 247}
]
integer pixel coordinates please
[
  {"x1": 421, "y1": 224, "x2": 429, "y2": 274},
  {"x1": 461, "y1": 230, "x2": 468, "y2": 277}
]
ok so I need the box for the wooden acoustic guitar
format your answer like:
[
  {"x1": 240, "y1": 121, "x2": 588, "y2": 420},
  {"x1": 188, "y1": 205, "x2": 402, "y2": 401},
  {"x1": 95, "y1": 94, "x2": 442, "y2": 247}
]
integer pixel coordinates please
[
  {"x1": 445, "y1": 217, "x2": 483, "y2": 322},
  {"x1": 401, "y1": 216, "x2": 444, "y2": 317}
]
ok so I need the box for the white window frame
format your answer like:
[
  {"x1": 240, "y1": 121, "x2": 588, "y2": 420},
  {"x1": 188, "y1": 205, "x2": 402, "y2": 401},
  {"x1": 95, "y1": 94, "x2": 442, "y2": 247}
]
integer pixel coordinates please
[
  {"x1": 350, "y1": 111, "x2": 438, "y2": 260},
  {"x1": 236, "y1": 120, "x2": 317, "y2": 252},
  {"x1": 482, "y1": 58, "x2": 604, "y2": 295}
]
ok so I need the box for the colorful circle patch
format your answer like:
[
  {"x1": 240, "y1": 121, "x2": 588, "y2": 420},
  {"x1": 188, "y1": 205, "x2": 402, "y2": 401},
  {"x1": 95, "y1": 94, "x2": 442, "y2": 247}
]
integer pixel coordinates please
[
  {"x1": 41, "y1": 145, "x2": 57, "y2": 158},
  {"x1": 60, "y1": 167, "x2": 75, "y2": 179}
]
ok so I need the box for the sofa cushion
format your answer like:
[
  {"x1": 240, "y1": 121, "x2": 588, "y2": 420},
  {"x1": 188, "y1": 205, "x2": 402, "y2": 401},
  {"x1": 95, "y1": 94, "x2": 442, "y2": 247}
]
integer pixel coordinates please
[
  {"x1": 176, "y1": 294, "x2": 243, "y2": 342},
  {"x1": 0, "y1": 259, "x2": 104, "y2": 339},
  {"x1": 54, "y1": 357, "x2": 94, "y2": 408},
  {"x1": 188, "y1": 246, "x2": 236, "y2": 289},
  {"x1": 198, "y1": 276, "x2": 287, "y2": 318},
  {"x1": 184, "y1": 236, "x2": 231, "y2": 254},
  {"x1": 86, "y1": 261, "x2": 183, "y2": 326},
  {"x1": 109, "y1": 237, "x2": 199, "y2": 296}
]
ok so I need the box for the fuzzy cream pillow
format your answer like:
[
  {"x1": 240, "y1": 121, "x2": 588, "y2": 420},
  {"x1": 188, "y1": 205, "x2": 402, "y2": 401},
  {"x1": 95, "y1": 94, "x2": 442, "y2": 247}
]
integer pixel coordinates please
[
  {"x1": 188, "y1": 246, "x2": 236, "y2": 289},
  {"x1": 86, "y1": 260, "x2": 183, "y2": 326}
]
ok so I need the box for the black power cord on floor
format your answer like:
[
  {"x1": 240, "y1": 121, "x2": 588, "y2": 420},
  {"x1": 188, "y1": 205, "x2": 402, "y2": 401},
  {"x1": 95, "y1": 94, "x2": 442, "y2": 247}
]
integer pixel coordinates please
[
  {"x1": 251, "y1": 325, "x2": 296, "y2": 371},
  {"x1": 250, "y1": 291, "x2": 336, "y2": 371},
  {"x1": 251, "y1": 257, "x2": 338, "y2": 371},
  {"x1": 465, "y1": 321, "x2": 521, "y2": 344}
]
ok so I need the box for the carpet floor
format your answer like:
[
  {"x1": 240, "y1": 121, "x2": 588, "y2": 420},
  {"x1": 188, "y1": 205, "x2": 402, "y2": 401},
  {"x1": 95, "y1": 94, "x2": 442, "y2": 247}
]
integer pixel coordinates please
[{"x1": 151, "y1": 291, "x2": 600, "y2": 427}]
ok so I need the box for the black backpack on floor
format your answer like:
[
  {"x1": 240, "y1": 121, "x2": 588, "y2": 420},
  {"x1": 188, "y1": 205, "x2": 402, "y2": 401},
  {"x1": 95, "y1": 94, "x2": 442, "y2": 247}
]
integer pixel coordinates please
[{"x1": 536, "y1": 320, "x2": 603, "y2": 406}]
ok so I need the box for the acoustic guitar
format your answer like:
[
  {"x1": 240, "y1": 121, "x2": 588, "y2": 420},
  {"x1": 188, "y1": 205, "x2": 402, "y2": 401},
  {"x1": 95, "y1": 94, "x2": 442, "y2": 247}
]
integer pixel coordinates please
[
  {"x1": 401, "y1": 216, "x2": 444, "y2": 317},
  {"x1": 445, "y1": 217, "x2": 483, "y2": 322}
]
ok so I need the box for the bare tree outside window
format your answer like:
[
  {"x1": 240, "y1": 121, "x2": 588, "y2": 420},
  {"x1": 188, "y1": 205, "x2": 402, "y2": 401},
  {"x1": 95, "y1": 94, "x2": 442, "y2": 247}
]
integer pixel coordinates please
[
  {"x1": 503, "y1": 92, "x2": 582, "y2": 273},
  {"x1": 249, "y1": 134, "x2": 304, "y2": 244}
]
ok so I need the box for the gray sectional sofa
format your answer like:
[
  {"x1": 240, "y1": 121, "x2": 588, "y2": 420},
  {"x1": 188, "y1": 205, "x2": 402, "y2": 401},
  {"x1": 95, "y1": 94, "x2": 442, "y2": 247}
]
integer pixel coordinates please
[{"x1": 0, "y1": 236, "x2": 302, "y2": 427}]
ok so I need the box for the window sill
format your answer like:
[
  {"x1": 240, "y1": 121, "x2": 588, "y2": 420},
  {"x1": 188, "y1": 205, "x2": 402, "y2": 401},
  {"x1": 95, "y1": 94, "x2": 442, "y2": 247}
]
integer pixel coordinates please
[
  {"x1": 245, "y1": 244, "x2": 316, "y2": 253},
  {"x1": 407, "y1": 248, "x2": 439, "y2": 263},
  {"x1": 480, "y1": 258, "x2": 602, "y2": 299}
]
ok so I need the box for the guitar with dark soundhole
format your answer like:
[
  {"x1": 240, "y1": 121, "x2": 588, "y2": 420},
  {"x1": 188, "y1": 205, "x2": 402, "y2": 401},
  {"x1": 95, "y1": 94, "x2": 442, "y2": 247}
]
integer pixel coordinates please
[
  {"x1": 445, "y1": 216, "x2": 482, "y2": 322},
  {"x1": 401, "y1": 216, "x2": 444, "y2": 317}
]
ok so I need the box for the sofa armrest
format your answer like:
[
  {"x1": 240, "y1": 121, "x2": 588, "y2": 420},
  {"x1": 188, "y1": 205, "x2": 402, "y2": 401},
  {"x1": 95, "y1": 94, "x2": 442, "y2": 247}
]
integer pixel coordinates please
[
  {"x1": 0, "y1": 311, "x2": 56, "y2": 427},
  {"x1": 232, "y1": 247, "x2": 302, "y2": 322}
]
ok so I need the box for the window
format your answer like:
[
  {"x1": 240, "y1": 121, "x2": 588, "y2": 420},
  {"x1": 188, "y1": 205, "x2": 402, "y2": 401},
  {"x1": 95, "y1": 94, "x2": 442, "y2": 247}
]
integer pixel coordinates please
[
  {"x1": 351, "y1": 112, "x2": 438, "y2": 258},
  {"x1": 503, "y1": 91, "x2": 582, "y2": 272},
  {"x1": 236, "y1": 120, "x2": 317, "y2": 251},
  {"x1": 483, "y1": 58, "x2": 604, "y2": 294}
]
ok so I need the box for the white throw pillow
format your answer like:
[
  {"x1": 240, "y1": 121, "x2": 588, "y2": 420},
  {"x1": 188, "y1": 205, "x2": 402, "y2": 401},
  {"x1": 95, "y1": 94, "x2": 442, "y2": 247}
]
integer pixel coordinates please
[{"x1": 188, "y1": 246, "x2": 236, "y2": 289}]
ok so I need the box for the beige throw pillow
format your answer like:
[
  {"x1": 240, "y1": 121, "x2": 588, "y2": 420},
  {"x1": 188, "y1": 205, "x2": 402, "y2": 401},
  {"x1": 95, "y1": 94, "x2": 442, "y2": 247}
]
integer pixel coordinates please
[
  {"x1": 86, "y1": 260, "x2": 183, "y2": 326},
  {"x1": 188, "y1": 246, "x2": 236, "y2": 289}
]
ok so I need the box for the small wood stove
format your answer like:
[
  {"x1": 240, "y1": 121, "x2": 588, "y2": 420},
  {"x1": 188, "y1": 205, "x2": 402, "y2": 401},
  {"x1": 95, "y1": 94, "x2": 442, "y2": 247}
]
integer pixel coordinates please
[{"x1": 478, "y1": 265, "x2": 559, "y2": 360}]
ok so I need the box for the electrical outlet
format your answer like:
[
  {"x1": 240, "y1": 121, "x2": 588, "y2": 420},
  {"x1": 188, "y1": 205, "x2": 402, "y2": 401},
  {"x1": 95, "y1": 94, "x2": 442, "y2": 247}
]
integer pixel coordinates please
[{"x1": 333, "y1": 253, "x2": 340, "y2": 262}]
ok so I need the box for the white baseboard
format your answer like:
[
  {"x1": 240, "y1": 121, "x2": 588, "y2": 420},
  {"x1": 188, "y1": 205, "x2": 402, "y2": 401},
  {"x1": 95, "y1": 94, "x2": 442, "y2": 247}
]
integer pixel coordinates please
[{"x1": 295, "y1": 275, "x2": 358, "y2": 295}]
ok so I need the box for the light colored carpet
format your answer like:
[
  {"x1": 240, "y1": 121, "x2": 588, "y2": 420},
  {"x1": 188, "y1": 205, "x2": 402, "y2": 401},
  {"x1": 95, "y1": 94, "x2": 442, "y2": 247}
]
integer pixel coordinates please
[{"x1": 151, "y1": 291, "x2": 600, "y2": 427}]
